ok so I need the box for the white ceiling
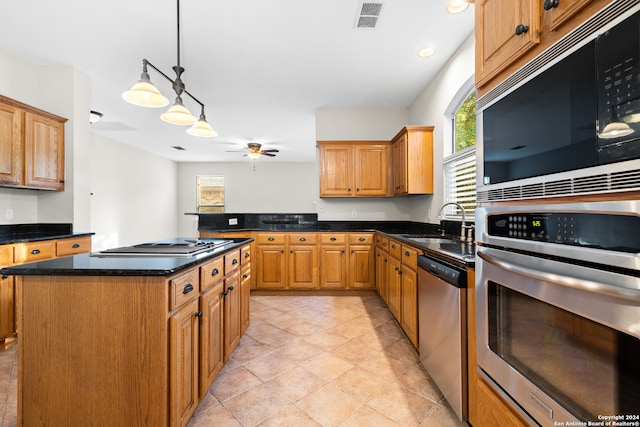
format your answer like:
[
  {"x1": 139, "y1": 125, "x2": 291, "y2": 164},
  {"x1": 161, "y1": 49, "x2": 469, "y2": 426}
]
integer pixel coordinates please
[{"x1": 0, "y1": 0, "x2": 474, "y2": 162}]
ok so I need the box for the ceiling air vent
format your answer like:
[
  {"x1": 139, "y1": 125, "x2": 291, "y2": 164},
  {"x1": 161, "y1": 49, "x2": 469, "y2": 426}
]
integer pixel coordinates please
[{"x1": 356, "y1": 2, "x2": 383, "y2": 29}]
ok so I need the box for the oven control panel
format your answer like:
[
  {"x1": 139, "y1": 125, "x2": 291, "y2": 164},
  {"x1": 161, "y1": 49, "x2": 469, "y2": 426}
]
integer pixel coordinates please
[{"x1": 487, "y1": 212, "x2": 640, "y2": 253}]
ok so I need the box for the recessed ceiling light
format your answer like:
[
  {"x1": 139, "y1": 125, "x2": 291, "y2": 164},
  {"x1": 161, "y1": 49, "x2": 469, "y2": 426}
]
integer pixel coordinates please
[
  {"x1": 418, "y1": 47, "x2": 435, "y2": 58},
  {"x1": 446, "y1": 0, "x2": 469, "y2": 14}
]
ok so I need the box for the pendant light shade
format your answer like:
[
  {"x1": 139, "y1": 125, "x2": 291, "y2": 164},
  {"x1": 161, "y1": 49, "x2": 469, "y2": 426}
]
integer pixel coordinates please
[
  {"x1": 161, "y1": 97, "x2": 196, "y2": 125},
  {"x1": 187, "y1": 109, "x2": 217, "y2": 137},
  {"x1": 122, "y1": 70, "x2": 169, "y2": 108},
  {"x1": 599, "y1": 121, "x2": 634, "y2": 139}
]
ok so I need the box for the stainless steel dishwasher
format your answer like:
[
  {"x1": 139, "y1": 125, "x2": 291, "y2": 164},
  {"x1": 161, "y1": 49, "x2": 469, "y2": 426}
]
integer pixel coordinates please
[{"x1": 418, "y1": 254, "x2": 467, "y2": 421}]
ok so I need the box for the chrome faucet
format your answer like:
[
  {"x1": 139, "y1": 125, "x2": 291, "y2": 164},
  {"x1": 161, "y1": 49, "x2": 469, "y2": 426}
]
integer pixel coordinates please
[{"x1": 437, "y1": 202, "x2": 473, "y2": 243}]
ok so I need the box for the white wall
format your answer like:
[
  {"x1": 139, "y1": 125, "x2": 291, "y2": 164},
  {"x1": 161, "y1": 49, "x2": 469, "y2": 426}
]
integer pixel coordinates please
[{"x1": 90, "y1": 135, "x2": 178, "y2": 250}]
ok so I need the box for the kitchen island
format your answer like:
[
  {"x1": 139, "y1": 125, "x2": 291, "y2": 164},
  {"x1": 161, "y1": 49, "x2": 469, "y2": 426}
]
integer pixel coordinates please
[{"x1": 0, "y1": 237, "x2": 252, "y2": 427}]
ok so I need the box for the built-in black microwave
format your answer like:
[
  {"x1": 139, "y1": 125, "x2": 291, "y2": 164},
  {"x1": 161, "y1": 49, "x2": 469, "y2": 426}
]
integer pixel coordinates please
[{"x1": 480, "y1": 6, "x2": 640, "y2": 194}]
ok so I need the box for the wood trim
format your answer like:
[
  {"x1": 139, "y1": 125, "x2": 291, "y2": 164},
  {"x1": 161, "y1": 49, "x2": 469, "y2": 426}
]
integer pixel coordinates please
[{"x1": 0, "y1": 94, "x2": 67, "y2": 124}]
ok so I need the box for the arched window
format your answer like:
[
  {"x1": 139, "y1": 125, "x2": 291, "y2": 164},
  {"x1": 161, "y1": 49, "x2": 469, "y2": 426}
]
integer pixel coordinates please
[{"x1": 443, "y1": 78, "x2": 476, "y2": 218}]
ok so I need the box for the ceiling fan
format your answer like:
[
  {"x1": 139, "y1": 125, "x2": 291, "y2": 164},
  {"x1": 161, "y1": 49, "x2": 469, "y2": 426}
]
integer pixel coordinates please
[{"x1": 227, "y1": 142, "x2": 279, "y2": 159}]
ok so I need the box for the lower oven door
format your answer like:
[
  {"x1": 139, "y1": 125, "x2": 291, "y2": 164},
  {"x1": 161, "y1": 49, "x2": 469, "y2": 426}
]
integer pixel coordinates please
[{"x1": 476, "y1": 246, "x2": 640, "y2": 426}]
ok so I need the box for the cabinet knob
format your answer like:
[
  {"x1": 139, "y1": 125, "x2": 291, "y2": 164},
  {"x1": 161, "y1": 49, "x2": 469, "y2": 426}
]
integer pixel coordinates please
[
  {"x1": 228, "y1": 285, "x2": 234, "y2": 291},
  {"x1": 222, "y1": 290, "x2": 228, "y2": 296},
  {"x1": 232, "y1": 259, "x2": 238, "y2": 265},
  {"x1": 299, "y1": 237, "x2": 306, "y2": 242},
  {"x1": 341, "y1": 250, "x2": 345, "y2": 253},
  {"x1": 394, "y1": 266, "x2": 399, "y2": 271},
  {"x1": 268, "y1": 237, "x2": 275, "y2": 241},
  {"x1": 290, "y1": 250, "x2": 293, "y2": 253},
  {"x1": 212, "y1": 268, "x2": 219, "y2": 276},
  {"x1": 405, "y1": 251, "x2": 410, "y2": 256},
  {"x1": 195, "y1": 311, "x2": 203, "y2": 318},
  {"x1": 330, "y1": 237, "x2": 337, "y2": 241},
  {"x1": 515, "y1": 24, "x2": 529, "y2": 35},
  {"x1": 72, "y1": 243, "x2": 80, "y2": 248},
  {"x1": 359, "y1": 237, "x2": 365, "y2": 241},
  {"x1": 543, "y1": 0, "x2": 559, "y2": 10},
  {"x1": 31, "y1": 249, "x2": 41, "y2": 255},
  {"x1": 182, "y1": 284, "x2": 194, "y2": 294},
  {"x1": 391, "y1": 244, "x2": 396, "y2": 249},
  {"x1": 356, "y1": 188, "x2": 360, "y2": 192},
  {"x1": 244, "y1": 252, "x2": 250, "y2": 258},
  {"x1": 243, "y1": 274, "x2": 249, "y2": 279}
]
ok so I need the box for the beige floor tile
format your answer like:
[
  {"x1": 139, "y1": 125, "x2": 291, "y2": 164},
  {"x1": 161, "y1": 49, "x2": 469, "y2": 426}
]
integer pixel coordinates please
[
  {"x1": 194, "y1": 390, "x2": 220, "y2": 415},
  {"x1": 302, "y1": 331, "x2": 349, "y2": 351},
  {"x1": 266, "y1": 366, "x2": 326, "y2": 402},
  {"x1": 243, "y1": 351, "x2": 298, "y2": 382},
  {"x1": 210, "y1": 365, "x2": 262, "y2": 402},
  {"x1": 355, "y1": 330, "x2": 400, "y2": 352},
  {"x1": 357, "y1": 351, "x2": 414, "y2": 381},
  {"x1": 326, "y1": 321, "x2": 372, "y2": 340},
  {"x1": 187, "y1": 402, "x2": 242, "y2": 427},
  {"x1": 223, "y1": 382, "x2": 290, "y2": 426},
  {"x1": 230, "y1": 337, "x2": 278, "y2": 364},
  {"x1": 419, "y1": 403, "x2": 467, "y2": 427},
  {"x1": 258, "y1": 404, "x2": 322, "y2": 426},
  {"x1": 251, "y1": 307, "x2": 283, "y2": 321},
  {"x1": 331, "y1": 366, "x2": 388, "y2": 403},
  {"x1": 330, "y1": 338, "x2": 378, "y2": 365},
  {"x1": 395, "y1": 364, "x2": 444, "y2": 403},
  {"x1": 296, "y1": 383, "x2": 362, "y2": 426},
  {"x1": 272, "y1": 339, "x2": 324, "y2": 364},
  {"x1": 368, "y1": 382, "x2": 436, "y2": 426},
  {"x1": 246, "y1": 319, "x2": 283, "y2": 338},
  {"x1": 283, "y1": 320, "x2": 326, "y2": 337},
  {"x1": 300, "y1": 352, "x2": 354, "y2": 381},
  {"x1": 375, "y1": 319, "x2": 406, "y2": 340},
  {"x1": 382, "y1": 338, "x2": 420, "y2": 365},
  {"x1": 252, "y1": 327, "x2": 299, "y2": 347},
  {"x1": 339, "y1": 404, "x2": 402, "y2": 427}
]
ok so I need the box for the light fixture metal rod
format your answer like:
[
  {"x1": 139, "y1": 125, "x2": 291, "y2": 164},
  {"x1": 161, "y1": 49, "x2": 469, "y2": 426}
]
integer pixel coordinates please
[
  {"x1": 176, "y1": 0, "x2": 181, "y2": 69},
  {"x1": 143, "y1": 58, "x2": 205, "y2": 108}
]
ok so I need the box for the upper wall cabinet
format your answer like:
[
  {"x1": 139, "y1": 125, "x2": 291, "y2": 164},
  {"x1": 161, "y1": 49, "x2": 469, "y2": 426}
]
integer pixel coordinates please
[
  {"x1": 318, "y1": 142, "x2": 390, "y2": 197},
  {"x1": 391, "y1": 126, "x2": 433, "y2": 196},
  {"x1": 474, "y1": 0, "x2": 608, "y2": 94},
  {"x1": 0, "y1": 95, "x2": 66, "y2": 191}
]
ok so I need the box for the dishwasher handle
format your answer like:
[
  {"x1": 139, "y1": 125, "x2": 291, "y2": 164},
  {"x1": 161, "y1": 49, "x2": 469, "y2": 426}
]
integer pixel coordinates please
[{"x1": 418, "y1": 255, "x2": 466, "y2": 288}]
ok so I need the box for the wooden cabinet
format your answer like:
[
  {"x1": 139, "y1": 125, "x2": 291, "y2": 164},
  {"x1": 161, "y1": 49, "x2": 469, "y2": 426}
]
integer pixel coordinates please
[
  {"x1": 0, "y1": 95, "x2": 66, "y2": 191},
  {"x1": 375, "y1": 234, "x2": 390, "y2": 304},
  {"x1": 319, "y1": 233, "x2": 348, "y2": 289},
  {"x1": 318, "y1": 142, "x2": 389, "y2": 197},
  {"x1": 223, "y1": 250, "x2": 241, "y2": 360},
  {"x1": 288, "y1": 234, "x2": 319, "y2": 289},
  {"x1": 199, "y1": 282, "x2": 224, "y2": 399},
  {"x1": 475, "y1": 378, "x2": 528, "y2": 427},
  {"x1": 170, "y1": 298, "x2": 200, "y2": 427},
  {"x1": 386, "y1": 255, "x2": 402, "y2": 319},
  {"x1": 240, "y1": 243, "x2": 251, "y2": 334},
  {"x1": 391, "y1": 126, "x2": 434, "y2": 195},
  {"x1": 255, "y1": 233, "x2": 287, "y2": 289},
  {"x1": 348, "y1": 233, "x2": 375, "y2": 289},
  {"x1": 475, "y1": 0, "x2": 609, "y2": 93}
]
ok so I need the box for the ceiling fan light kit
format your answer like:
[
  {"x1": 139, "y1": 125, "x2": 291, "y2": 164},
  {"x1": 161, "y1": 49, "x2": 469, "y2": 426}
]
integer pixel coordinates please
[{"x1": 122, "y1": 0, "x2": 216, "y2": 138}]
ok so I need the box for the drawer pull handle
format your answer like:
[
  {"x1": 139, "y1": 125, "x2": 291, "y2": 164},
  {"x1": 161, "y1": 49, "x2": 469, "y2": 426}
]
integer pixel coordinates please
[
  {"x1": 243, "y1": 274, "x2": 249, "y2": 279},
  {"x1": 31, "y1": 249, "x2": 41, "y2": 255},
  {"x1": 228, "y1": 285, "x2": 234, "y2": 291},
  {"x1": 515, "y1": 24, "x2": 529, "y2": 35},
  {"x1": 391, "y1": 244, "x2": 396, "y2": 249},
  {"x1": 212, "y1": 268, "x2": 219, "y2": 276},
  {"x1": 405, "y1": 251, "x2": 410, "y2": 256},
  {"x1": 543, "y1": 0, "x2": 559, "y2": 10},
  {"x1": 72, "y1": 243, "x2": 80, "y2": 248},
  {"x1": 222, "y1": 289, "x2": 228, "y2": 296},
  {"x1": 195, "y1": 311, "x2": 203, "y2": 318},
  {"x1": 330, "y1": 237, "x2": 337, "y2": 241},
  {"x1": 182, "y1": 284, "x2": 194, "y2": 294},
  {"x1": 359, "y1": 237, "x2": 365, "y2": 241},
  {"x1": 244, "y1": 252, "x2": 250, "y2": 258},
  {"x1": 299, "y1": 237, "x2": 306, "y2": 242},
  {"x1": 268, "y1": 237, "x2": 275, "y2": 241},
  {"x1": 232, "y1": 259, "x2": 238, "y2": 265}
]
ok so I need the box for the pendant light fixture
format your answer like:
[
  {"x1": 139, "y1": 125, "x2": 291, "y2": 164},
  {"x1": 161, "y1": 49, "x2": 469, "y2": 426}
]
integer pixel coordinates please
[{"x1": 122, "y1": 0, "x2": 217, "y2": 137}]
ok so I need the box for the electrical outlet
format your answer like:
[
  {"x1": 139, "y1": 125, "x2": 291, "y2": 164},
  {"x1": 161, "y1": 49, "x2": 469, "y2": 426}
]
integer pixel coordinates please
[
  {"x1": 351, "y1": 209, "x2": 357, "y2": 218},
  {"x1": 5, "y1": 209, "x2": 13, "y2": 220},
  {"x1": 228, "y1": 218, "x2": 238, "y2": 225}
]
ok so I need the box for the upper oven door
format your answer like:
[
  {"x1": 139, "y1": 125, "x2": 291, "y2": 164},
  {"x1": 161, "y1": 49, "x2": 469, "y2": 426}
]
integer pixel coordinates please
[{"x1": 476, "y1": 246, "x2": 640, "y2": 425}]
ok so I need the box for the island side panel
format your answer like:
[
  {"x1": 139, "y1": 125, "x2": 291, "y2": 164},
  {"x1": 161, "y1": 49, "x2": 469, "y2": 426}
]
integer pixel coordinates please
[{"x1": 17, "y1": 275, "x2": 169, "y2": 426}]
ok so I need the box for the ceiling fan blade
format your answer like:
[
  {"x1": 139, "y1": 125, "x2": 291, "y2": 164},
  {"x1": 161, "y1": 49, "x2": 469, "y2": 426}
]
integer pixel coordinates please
[
  {"x1": 262, "y1": 152, "x2": 277, "y2": 157},
  {"x1": 261, "y1": 149, "x2": 279, "y2": 153}
]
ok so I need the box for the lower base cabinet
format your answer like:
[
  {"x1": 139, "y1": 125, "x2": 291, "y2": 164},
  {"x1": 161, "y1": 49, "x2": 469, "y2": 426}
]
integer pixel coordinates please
[{"x1": 199, "y1": 282, "x2": 224, "y2": 399}]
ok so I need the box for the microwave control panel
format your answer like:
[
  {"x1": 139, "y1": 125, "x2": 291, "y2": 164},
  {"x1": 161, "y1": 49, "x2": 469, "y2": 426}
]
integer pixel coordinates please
[{"x1": 487, "y1": 212, "x2": 640, "y2": 253}]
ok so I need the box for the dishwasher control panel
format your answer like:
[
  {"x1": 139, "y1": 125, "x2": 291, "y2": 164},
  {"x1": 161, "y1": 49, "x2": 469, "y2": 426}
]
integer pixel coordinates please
[{"x1": 418, "y1": 255, "x2": 466, "y2": 288}]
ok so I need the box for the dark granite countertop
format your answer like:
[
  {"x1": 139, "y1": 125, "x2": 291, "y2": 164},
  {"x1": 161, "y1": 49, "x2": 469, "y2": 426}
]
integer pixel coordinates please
[
  {"x1": 0, "y1": 223, "x2": 94, "y2": 245},
  {"x1": 0, "y1": 238, "x2": 253, "y2": 277}
]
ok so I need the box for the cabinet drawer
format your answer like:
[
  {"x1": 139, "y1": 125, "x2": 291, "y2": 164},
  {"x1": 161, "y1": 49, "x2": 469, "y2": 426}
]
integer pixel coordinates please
[
  {"x1": 388, "y1": 239, "x2": 402, "y2": 260},
  {"x1": 254, "y1": 234, "x2": 286, "y2": 245},
  {"x1": 200, "y1": 256, "x2": 224, "y2": 291},
  {"x1": 287, "y1": 233, "x2": 317, "y2": 245},
  {"x1": 240, "y1": 244, "x2": 251, "y2": 265},
  {"x1": 0, "y1": 245, "x2": 14, "y2": 267},
  {"x1": 14, "y1": 241, "x2": 55, "y2": 264},
  {"x1": 320, "y1": 234, "x2": 347, "y2": 244},
  {"x1": 350, "y1": 233, "x2": 373, "y2": 245},
  {"x1": 170, "y1": 268, "x2": 200, "y2": 311},
  {"x1": 225, "y1": 249, "x2": 241, "y2": 274},
  {"x1": 380, "y1": 237, "x2": 390, "y2": 252},
  {"x1": 56, "y1": 236, "x2": 91, "y2": 257},
  {"x1": 401, "y1": 245, "x2": 418, "y2": 270}
]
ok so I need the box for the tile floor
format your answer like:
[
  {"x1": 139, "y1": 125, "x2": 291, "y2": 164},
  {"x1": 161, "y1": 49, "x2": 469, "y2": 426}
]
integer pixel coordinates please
[{"x1": 0, "y1": 295, "x2": 468, "y2": 427}]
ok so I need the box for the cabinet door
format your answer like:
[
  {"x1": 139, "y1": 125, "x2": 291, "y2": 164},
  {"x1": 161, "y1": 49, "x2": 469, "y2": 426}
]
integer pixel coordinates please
[
  {"x1": 375, "y1": 247, "x2": 388, "y2": 303},
  {"x1": 288, "y1": 244, "x2": 319, "y2": 289},
  {"x1": 223, "y1": 270, "x2": 241, "y2": 360},
  {"x1": 387, "y1": 256, "x2": 402, "y2": 320},
  {"x1": 319, "y1": 245, "x2": 348, "y2": 289},
  {"x1": 319, "y1": 144, "x2": 354, "y2": 196},
  {"x1": 24, "y1": 111, "x2": 65, "y2": 190},
  {"x1": 355, "y1": 144, "x2": 388, "y2": 196},
  {"x1": 476, "y1": 377, "x2": 528, "y2": 427},
  {"x1": 392, "y1": 135, "x2": 407, "y2": 195},
  {"x1": 199, "y1": 283, "x2": 224, "y2": 399},
  {"x1": 542, "y1": 0, "x2": 593, "y2": 32},
  {"x1": 400, "y1": 267, "x2": 418, "y2": 348},
  {"x1": 170, "y1": 299, "x2": 200, "y2": 427},
  {"x1": 0, "y1": 102, "x2": 22, "y2": 186},
  {"x1": 476, "y1": 0, "x2": 540, "y2": 87},
  {"x1": 0, "y1": 276, "x2": 15, "y2": 340},
  {"x1": 255, "y1": 244, "x2": 286, "y2": 289},
  {"x1": 349, "y1": 245, "x2": 374, "y2": 289},
  {"x1": 240, "y1": 264, "x2": 251, "y2": 334}
]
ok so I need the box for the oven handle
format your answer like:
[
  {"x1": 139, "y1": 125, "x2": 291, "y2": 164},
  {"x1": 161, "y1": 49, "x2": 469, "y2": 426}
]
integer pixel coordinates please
[{"x1": 477, "y1": 248, "x2": 640, "y2": 302}]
